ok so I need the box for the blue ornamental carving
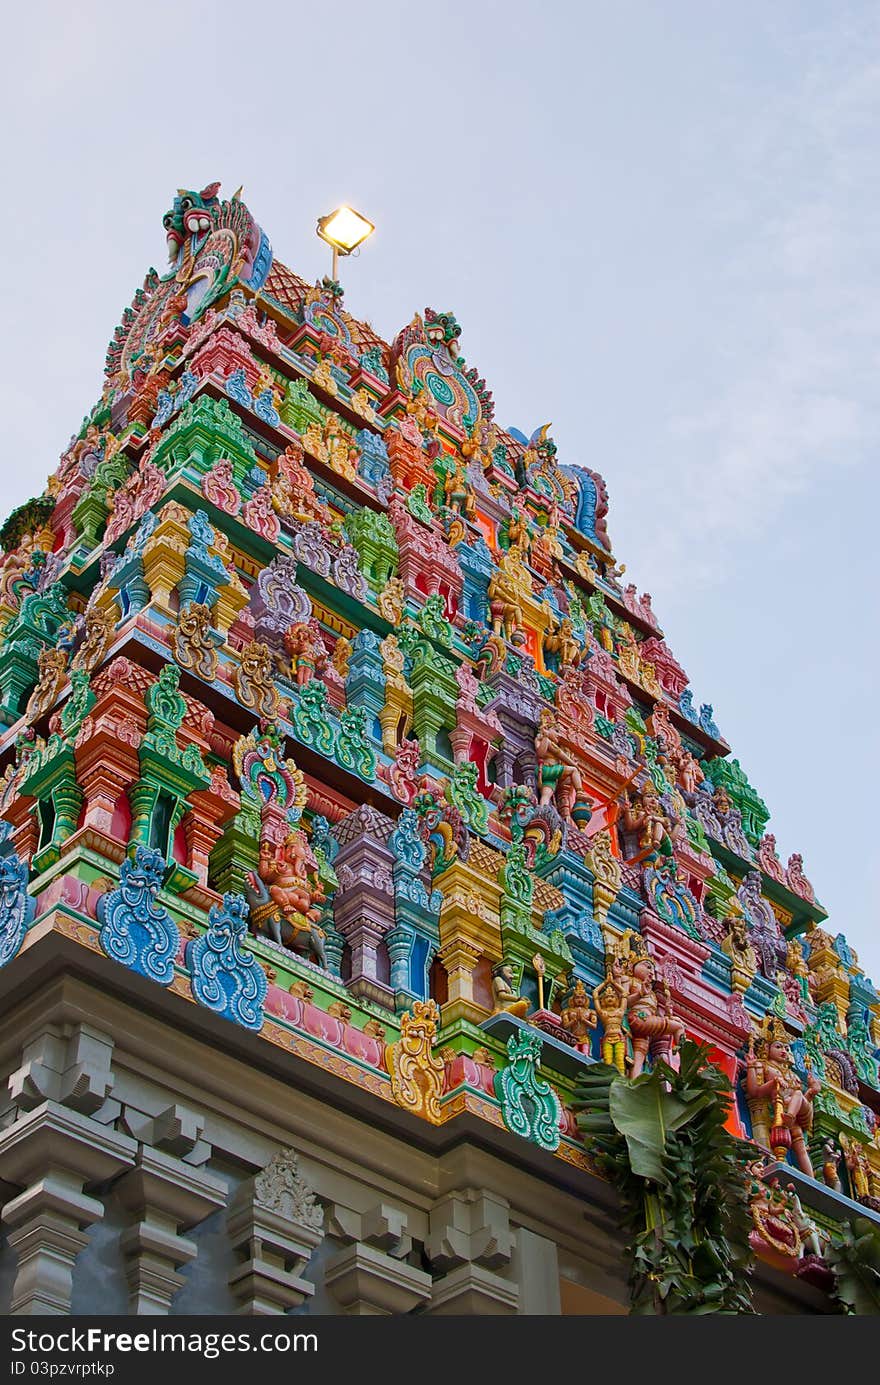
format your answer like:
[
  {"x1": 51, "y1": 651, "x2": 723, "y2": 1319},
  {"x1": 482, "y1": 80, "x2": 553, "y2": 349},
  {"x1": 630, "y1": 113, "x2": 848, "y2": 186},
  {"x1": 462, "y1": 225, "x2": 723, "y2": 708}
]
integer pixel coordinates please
[
  {"x1": 699, "y1": 703, "x2": 720, "y2": 739},
  {"x1": 356, "y1": 429, "x2": 391, "y2": 488},
  {"x1": 0, "y1": 822, "x2": 36, "y2": 968},
  {"x1": 678, "y1": 688, "x2": 700, "y2": 724},
  {"x1": 96, "y1": 847, "x2": 180, "y2": 985},
  {"x1": 225, "y1": 366, "x2": 253, "y2": 408},
  {"x1": 186, "y1": 893, "x2": 267, "y2": 1032},
  {"x1": 494, "y1": 1028, "x2": 561, "y2": 1152},
  {"x1": 642, "y1": 858, "x2": 701, "y2": 939},
  {"x1": 254, "y1": 389, "x2": 281, "y2": 427}
]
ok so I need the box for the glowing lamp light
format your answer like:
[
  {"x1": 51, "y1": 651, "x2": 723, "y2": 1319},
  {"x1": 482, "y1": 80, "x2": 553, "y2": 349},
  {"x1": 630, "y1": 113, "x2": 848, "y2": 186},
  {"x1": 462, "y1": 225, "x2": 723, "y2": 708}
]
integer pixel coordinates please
[
  {"x1": 316, "y1": 206, "x2": 375, "y2": 281},
  {"x1": 316, "y1": 206, "x2": 375, "y2": 254}
]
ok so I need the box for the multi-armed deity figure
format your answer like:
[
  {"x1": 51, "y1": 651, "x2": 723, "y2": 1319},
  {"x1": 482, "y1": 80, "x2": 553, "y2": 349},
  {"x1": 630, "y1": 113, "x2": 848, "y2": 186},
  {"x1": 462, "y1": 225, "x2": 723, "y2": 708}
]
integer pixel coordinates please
[
  {"x1": 620, "y1": 780, "x2": 673, "y2": 862},
  {"x1": 535, "y1": 708, "x2": 592, "y2": 827},
  {"x1": 625, "y1": 947, "x2": 686, "y2": 1078},
  {"x1": 744, "y1": 1015, "x2": 822, "y2": 1176},
  {"x1": 245, "y1": 829, "x2": 327, "y2": 968}
]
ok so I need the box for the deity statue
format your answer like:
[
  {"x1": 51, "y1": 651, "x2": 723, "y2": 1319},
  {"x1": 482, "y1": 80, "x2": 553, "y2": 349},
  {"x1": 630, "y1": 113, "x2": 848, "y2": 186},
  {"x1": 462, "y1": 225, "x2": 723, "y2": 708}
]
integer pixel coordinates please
[
  {"x1": 486, "y1": 563, "x2": 524, "y2": 644},
  {"x1": 675, "y1": 750, "x2": 704, "y2": 798},
  {"x1": 331, "y1": 635, "x2": 352, "y2": 682},
  {"x1": 535, "y1": 708, "x2": 592, "y2": 826},
  {"x1": 491, "y1": 961, "x2": 530, "y2": 1020},
  {"x1": 783, "y1": 1184, "x2": 827, "y2": 1261},
  {"x1": 840, "y1": 1134, "x2": 873, "y2": 1203},
  {"x1": 626, "y1": 953, "x2": 685, "y2": 1078},
  {"x1": 323, "y1": 415, "x2": 357, "y2": 479},
  {"x1": 443, "y1": 458, "x2": 476, "y2": 520},
  {"x1": 721, "y1": 912, "x2": 758, "y2": 993},
  {"x1": 544, "y1": 617, "x2": 582, "y2": 671},
  {"x1": 821, "y1": 1137, "x2": 843, "y2": 1193},
  {"x1": 271, "y1": 445, "x2": 333, "y2": 527},
  {"x1": 747, "y1": 1176, "x2": 802, "y2": 1265},
  {"x1": 560, "y1": 979, "x2": 598, "y2": 1053},
  {"x1": 744, "y1": 1015, "x2": 821, "y2": 1176},
  {"x1": 785, "y1": 940, "x2": 814, "y2": 1004},
  {"x1": 621, "y1": 781, "x2": 672, "y2": 859},
  {"x1": 504, "y1": 506, "x2": 530, "y2": 555},
  {"x1": 286, "y1": 622, "x2": 327, "y2": 686},
  {"x1": 592, "y1": 954, "x2": 632, "y2": 1074},
  {"x1": 245, "y1": 829, "x2": 327, "y2": 967}
]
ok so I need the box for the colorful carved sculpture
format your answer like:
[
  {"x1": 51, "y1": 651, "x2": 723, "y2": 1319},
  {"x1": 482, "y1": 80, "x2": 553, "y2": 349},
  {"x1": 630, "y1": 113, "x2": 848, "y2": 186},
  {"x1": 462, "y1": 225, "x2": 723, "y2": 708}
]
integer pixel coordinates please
[
  {"x1": 625, "y1": 952, "x2": 686, "y2": 1078},
  {"x1": 535, "y1": 708, "x2": 591, "y2": 826},
  {"x1": 593, "y1": 954, "x2": 632, "y2": 1075},
  {"x1": 245, "y1": 830, "x2": 327, "y2": 968},
  {"x1": 287, "y1": 622, "x2": 326, "y2": 687},
  {"x1": 821, "y1": 1138, "x2": 843, "y2": 1192},
  {"x1": 495, "y1": 1028, "x2": 561, "y2": 1151},
  {"x1": 0, "y1": 824, "x2": 36, "y2": 968},
  {"x1": 744, "y1": 1016, "x2": 821, "y2": 1175},
  {"x1": 491, "y1": 961, "x2": 530, "y2": 1019},
  {"x1": 96, "y1": 847, "x2": 181, "y2": 986},
  {"x1": 234, "y1": 640, "x2": 280, "y2": 718},
  {"x1": 385, "y1": 998, "x2": 445, "y2": 1124},
  {"x1": 174, "y1": 601, "x2": 219, "y2": 681},
  {"x1": 560, "y1": 979, "x2": 598, "y2": 1052},
  {"x1": 187, "y1": 893, "x2": 268, "y2": 1032},
  {"x1": 621, "y1": 781, "x2": 672, "y2": 860}
]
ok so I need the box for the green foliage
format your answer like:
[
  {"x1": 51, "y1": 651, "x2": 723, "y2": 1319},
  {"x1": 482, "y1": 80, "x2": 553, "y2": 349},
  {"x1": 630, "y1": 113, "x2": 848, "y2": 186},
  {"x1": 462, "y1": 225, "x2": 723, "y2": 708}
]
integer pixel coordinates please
[
  {"x1": 575, "y1": 1040, "x2": 754, "y2": 1314},
  {"x1": 826, "y1": 1218, "x2": 880, "y2": 1315},
  {"x1": 0, "y1": 494, "x2": 55, "y2": 554}
]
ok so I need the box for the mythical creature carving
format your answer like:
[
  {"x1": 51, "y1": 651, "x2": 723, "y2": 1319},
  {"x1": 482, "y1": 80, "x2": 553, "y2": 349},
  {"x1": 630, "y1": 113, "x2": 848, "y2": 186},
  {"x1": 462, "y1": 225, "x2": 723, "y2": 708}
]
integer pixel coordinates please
[
  {"x1": 96, "y1": 847, "x2": 181, "y2": 986},
  {"x1": 233, "y1": 640, "x2": 279, "y2": 718},
  {"x1": 174, "y1": 601, "x2": 219, "y2": 681},
  {"x1": 494, "y1": 1028, "x2": 561, "y2": 1151},
  {"x1": 385, "y1": 999, "x2": 445, "y2": 1124},
  {"x1": 186, "y1": 893, "x2": 268, "y2": 1031}
]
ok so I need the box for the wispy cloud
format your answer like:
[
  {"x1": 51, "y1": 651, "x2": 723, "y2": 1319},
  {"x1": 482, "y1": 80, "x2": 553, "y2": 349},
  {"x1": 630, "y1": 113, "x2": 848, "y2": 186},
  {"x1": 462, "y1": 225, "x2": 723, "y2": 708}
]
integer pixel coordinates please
[{"x1": 615, "y1": 10, "x2": 880, "y2": 589}]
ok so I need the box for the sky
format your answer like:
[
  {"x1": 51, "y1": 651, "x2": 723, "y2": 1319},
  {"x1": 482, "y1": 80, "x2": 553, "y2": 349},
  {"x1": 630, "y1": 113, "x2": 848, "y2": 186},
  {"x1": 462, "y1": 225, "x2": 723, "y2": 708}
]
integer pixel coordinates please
[{"x1": 1, "y1": 2, "x2": 878, "y2": 979}]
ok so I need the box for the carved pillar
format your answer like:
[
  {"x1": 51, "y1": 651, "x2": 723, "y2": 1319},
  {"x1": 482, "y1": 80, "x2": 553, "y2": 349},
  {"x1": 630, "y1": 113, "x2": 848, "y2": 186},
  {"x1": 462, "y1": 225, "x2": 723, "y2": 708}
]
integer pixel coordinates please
[
  {"x1": 424, "y1": 1190, "x2": 519, "y2": 1314},
  {"x1": 184, "y1": 773, "x2": 238, "y2": 888},
  {"x1": 332, "y1": 805, "x2": 396, "y2": 1009},
  {"x1": 226, "y1": 1149, "x2": 324, "y2": 1315},
  {"x1": 116, "y1": 1148, "x2": 227, "y2": 1314},
  {"x1": 74, "y1": 682, "x2": 144, "y2": 836},
  {"x1": 324, "y1": 1203, "x2": 431, "y2": 1315},
  {"x1": 0, "y1": 1104, "x2": 136, "y2": 1314}
]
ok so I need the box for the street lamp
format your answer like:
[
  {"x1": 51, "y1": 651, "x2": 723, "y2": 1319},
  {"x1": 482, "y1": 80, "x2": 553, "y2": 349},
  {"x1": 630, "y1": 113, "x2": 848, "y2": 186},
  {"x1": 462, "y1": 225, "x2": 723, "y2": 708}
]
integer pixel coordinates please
[{"x1": 316, "y1": 205, "x2": 375, "y2": 282}]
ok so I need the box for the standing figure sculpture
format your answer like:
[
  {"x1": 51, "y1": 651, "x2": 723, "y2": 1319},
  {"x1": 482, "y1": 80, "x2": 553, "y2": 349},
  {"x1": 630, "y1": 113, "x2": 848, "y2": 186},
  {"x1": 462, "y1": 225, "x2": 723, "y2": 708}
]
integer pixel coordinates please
[
  {"x1": 840, "y1": 1134, "x2": 873, "y2": 1204},
  {"x1": 744, "y1": 1016, "x2": 821, "y2": 1176},
  {"x1": 287, "y1": 622, "x2": 326, "y2": 686},
  {"x1": 535, "y1": 708, "x2": 592, "y2": 827},
  {"x1": 821, "y1": 1137, "x2": 843, "y2": 1193},
  {"x1": 593, "y1": 954, "x2": 631, "y2": 1074},
  {"x1": 560, "y1": 979, "x2": 598, "y2": 1053},
  {"x1": 626, "y1": 954, "x2": 686, "y2": 1078}
]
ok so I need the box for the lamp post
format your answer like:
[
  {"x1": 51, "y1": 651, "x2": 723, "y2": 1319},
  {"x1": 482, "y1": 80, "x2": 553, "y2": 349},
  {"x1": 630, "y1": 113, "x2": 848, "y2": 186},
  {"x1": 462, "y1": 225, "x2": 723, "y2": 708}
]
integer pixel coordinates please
[{"x1": 316, "y1": 205, "x2": 375, "y2": 283}]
